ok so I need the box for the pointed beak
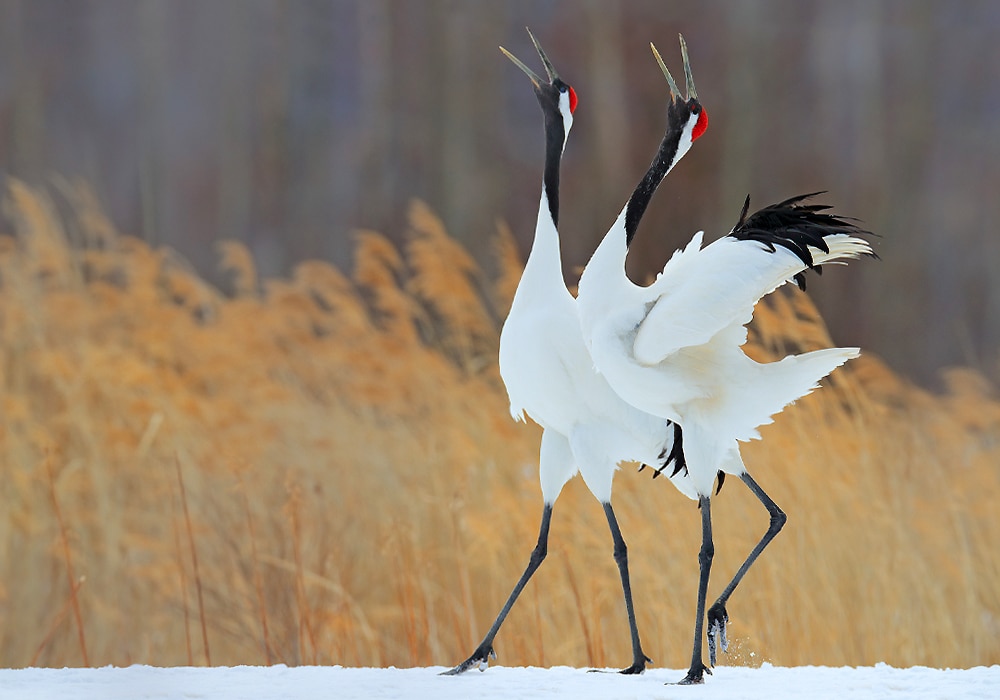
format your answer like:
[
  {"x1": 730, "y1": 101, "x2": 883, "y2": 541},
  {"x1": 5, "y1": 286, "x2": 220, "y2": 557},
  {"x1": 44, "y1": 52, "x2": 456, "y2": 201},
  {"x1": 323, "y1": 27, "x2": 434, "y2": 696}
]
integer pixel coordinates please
[
  {"x1": 651, "y1": 35, "x2": 698, "y2": 101},
  {"x1": 525, "y1": 27, "x2": 559, "y2": 82},
  {"x1": 500, "y1": 45, "x2": 542, "y2": 88},
  {"x1": 501, "y1": 27, "x2": 560, "y2": 88},
  {"x1": 650, "y1": 42, "x2": 681, "y2": 99},
  {"x1": 679, "y1": 34, "x2": 697, "y2": 100}
]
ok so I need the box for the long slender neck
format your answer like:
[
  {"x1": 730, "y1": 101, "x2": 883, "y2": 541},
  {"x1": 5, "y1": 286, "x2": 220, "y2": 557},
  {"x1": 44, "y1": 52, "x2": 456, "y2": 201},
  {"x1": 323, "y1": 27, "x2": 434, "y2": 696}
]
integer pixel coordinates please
[
  {"x1": 514, "y1": 111, "x2": 569, "y2": 307},
  {"x1": 624, "y1": 119, "x2": 691, "y2": 247},
  {"x1": 579, "y1": 111, "x2": 693, "y2": 304},
  {"x1": 541, "y1": 111, "x2": 565, "y2": 229}
]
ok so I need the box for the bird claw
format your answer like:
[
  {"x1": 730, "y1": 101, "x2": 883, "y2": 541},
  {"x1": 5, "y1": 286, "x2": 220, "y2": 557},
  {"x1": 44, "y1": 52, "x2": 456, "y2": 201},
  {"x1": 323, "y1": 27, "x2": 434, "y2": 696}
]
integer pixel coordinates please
[
  {"x1": 440, "y1": 645, "x2": 497, "y2": 675},
  {"x1": 619, "y1": 652, "x2": 652, "y2": 675},
  {"x1": 706, "y1": 603, "x2": 730, "y2": 666},
  {"x1": 676, "y1": 663, "x2": 712, "y2": 685}
]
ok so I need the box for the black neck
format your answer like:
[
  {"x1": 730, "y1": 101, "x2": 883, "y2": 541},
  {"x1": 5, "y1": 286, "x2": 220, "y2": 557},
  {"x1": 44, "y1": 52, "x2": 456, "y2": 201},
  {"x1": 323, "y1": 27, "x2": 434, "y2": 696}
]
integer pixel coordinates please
[
  {"x1": 541, "y1": 113, "x2": 565, "y2": 228},
  {"x1": 623, "y1": 120, "x2": 684, "y2": 247}
]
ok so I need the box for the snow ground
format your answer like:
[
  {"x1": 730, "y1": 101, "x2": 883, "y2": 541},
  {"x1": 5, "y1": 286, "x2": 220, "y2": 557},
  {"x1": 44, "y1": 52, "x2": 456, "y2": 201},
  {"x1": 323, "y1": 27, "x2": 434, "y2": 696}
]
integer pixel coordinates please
[{"x1": 0, "y1": 664, "x2": 998, "y2": 700}]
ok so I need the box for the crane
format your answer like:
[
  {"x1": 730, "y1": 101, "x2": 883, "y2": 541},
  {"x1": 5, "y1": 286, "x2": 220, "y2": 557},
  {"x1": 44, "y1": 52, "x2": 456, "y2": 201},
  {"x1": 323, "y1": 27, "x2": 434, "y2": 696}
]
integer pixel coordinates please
[
  {"x1": 443, "y1": 29, "x2": 684, "y2": 676},
  {"x1": 575, "y1": 37, "x2": 874, "y2": 685}
]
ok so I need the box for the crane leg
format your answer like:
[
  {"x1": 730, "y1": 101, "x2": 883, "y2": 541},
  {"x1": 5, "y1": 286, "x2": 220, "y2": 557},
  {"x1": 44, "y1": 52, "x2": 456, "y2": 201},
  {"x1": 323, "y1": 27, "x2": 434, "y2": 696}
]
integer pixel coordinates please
[
  {"x1": 602, "y1": 502, "x2": 652, "y2": 674},
  {"x1": 705, "y1": 472, "x2": 786, "y2": 665},
  {"x1": 678, "y1": 495, "x2": 714, "y2": 685},
  {"x1": 441, "y1": 503, "x2": 553, "y2": 675}
]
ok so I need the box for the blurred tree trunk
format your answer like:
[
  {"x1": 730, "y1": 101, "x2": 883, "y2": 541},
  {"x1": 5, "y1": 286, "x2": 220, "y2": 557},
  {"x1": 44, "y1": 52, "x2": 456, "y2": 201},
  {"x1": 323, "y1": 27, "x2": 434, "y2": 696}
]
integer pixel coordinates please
[
  {"x1": 718, "y1": 0, "x2": 761, "y2": 210},
  {"x1": 357, "y1": 0, "x2": 394, "y2": 243},
  {"x1": 808, "y1": 2, "x2": 887, "y2": 351},
  {"x1": 252, "y1": 1, "x2": 293, "y2": 277},
  {"x1": 217, "y1": 3, "x2": 252, "y2": 248},
  {"x1": 138, "y1": 0, "x2": 169, "y2": 247},
  {"x1": 582, "y1": 0, "x2": 630, "y2": 279},
  {"x1": 3, "y1": 0, "x2": 41, "y2": 182}
]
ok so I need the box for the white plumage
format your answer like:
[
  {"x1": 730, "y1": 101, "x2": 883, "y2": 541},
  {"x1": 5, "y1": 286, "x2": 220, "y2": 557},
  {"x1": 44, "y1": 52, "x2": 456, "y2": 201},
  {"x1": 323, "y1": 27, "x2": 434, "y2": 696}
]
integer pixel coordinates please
[
  {"x1": 580, "y1": 219, "x2": 870, "y2": 496},
  {"x1": 575, "y1": 38, "x2": 874, "y2": 685},
  {"x1": 445, "y1": 30, "x2": 682, "y2": 677}
]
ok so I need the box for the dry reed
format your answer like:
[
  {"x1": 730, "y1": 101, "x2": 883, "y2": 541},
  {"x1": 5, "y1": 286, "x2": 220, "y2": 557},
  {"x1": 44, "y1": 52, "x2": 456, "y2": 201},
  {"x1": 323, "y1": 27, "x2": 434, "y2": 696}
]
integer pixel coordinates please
[{"x1": 0, "y1": 181, "x2": 997, "y2": 670}]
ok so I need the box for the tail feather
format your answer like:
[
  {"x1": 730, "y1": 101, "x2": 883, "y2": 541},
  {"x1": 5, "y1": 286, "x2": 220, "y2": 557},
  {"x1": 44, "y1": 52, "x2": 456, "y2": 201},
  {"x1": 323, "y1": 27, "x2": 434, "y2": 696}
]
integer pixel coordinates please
[{"x1": 729, "y1": 347, "x2": 858, "y2": 442}]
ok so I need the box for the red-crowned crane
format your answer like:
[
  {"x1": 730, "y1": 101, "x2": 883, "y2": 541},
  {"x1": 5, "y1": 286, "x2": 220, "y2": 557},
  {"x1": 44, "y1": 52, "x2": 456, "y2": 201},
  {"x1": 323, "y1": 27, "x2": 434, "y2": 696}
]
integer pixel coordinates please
[
  {"x1": 443, "y1": 29, "x2": 687, "y2": 676},
  {"x1": 575, "y1": 37, "x2": 874, "y2": 685}
]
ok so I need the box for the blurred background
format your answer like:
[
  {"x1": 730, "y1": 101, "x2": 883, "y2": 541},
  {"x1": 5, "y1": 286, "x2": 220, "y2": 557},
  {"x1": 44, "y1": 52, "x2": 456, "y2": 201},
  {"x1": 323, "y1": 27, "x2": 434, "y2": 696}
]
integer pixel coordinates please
[
  {"x1": 0, "y1": 0, "x2": 998, "y2": 384},
  {"x1": 1, "y1": 1, "x2": 999, "y2": 670}
]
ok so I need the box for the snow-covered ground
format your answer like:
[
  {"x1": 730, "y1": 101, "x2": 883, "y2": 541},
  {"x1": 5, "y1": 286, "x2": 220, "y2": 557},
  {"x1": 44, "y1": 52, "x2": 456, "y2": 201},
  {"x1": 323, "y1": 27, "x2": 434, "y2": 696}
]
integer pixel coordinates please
[{"x1": 0, "y1": 664, "x2": 997, "y2": 700}]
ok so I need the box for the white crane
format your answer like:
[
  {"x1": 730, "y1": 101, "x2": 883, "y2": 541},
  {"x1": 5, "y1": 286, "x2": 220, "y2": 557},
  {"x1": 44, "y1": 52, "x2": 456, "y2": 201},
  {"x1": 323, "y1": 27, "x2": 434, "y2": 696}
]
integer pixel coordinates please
[
  {"x1": 575, "y1": 38, "x2": 874, "y2": 685},
  {"x1": 444, "y1": 29, "x2": 685, "y2": 676}
]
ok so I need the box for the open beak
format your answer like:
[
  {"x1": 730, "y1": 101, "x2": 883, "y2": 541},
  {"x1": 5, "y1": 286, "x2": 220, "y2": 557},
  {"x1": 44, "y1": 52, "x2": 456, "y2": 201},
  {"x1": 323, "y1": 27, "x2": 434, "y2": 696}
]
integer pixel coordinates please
[
  {"x1": 500, "y1": 27, "x2": 559, "y2": 87},
  {"x1": 680, "y1": 35, "x2": 698, "y2": 100},
  {"x1": 650, "y1": 34, "x2": 697, "y2": 101}
]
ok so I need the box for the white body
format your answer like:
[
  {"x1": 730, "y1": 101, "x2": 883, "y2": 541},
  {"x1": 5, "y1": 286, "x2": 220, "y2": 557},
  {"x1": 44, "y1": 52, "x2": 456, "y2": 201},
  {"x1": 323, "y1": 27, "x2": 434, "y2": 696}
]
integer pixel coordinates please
[
  {"x1": 500, "y1": 191, "x2": 677, "y2": 504},
  {"x1": 578, "y1": 211, "x2": 870, "y2": 498}
]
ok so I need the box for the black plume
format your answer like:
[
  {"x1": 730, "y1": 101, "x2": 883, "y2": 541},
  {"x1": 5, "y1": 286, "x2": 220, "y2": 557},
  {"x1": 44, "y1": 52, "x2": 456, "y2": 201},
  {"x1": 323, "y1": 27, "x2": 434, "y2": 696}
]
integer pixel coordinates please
[
  {"x1": 651, "y1": 422, "x2": 686, "y2": 479},
  {"x1": 729, "y1": 192, "x2": 872, "y2": 291}
]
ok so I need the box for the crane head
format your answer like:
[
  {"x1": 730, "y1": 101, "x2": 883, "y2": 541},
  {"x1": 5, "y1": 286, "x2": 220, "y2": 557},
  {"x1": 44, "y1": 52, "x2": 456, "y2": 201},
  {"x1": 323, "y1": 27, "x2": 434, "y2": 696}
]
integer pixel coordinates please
[
  {"x1": 620, "y1": 35, "x2": 708, "y2": 247},
  {"x1": 650, "y1": 35, "x2": 708, "y2": 144},
  {"x1": 501, "y1": 28, "x2": 577, "y2": 145}
]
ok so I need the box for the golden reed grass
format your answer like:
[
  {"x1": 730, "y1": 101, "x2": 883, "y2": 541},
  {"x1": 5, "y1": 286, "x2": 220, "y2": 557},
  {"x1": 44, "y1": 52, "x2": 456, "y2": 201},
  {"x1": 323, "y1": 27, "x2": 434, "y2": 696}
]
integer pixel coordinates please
[{"x1": 0, "y1": 180, "x2": 997, "y2": 669}]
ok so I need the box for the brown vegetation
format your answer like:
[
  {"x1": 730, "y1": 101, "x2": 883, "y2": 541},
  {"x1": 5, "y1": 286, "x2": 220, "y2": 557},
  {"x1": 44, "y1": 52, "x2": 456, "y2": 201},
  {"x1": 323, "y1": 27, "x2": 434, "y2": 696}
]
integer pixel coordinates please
[{"x1": 0, "y1": 182, "x2": 997, "y2": 669}]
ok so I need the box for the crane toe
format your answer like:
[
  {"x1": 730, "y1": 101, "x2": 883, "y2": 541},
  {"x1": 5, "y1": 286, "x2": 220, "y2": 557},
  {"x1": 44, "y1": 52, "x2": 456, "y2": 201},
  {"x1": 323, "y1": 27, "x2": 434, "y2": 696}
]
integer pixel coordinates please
[
  {"x1": 618, "y1": 652, "x2": 652, "y2": 675},
  {"x1": 706, "y1": 602, "x2": 730, "y2": 666},
  {"x1": 676, "y1": 663, "x2": 712, "y2": 685},
  {"x1": 440, "y1": 645, "x2": 496, "y2": 675}
]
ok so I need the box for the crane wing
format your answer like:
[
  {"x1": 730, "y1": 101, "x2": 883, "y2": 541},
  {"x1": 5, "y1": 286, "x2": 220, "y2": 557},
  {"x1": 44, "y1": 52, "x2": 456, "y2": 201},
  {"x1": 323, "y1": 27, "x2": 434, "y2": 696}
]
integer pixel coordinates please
[
  {"x1": 632, "y1": 236, "x2": 793, "y2": 364},
  {"x1": 632, "y1": 193, "x2": 872, "y2": 366}
]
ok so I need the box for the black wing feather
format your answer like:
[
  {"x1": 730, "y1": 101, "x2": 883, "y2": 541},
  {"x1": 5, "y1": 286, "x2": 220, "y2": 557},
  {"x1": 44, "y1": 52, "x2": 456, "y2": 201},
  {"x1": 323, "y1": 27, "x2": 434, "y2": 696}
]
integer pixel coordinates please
[
  {"x1": 729, "y1": 191, "x2": 872, "y2": 288},
  {"x1": 651, "y1": 422, "x2": 686, "y2": 480}
]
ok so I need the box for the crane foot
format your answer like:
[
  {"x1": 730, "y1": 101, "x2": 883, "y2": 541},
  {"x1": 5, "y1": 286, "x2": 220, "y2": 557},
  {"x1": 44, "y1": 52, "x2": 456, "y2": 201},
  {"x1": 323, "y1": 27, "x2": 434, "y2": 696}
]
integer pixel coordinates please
[
  {"x1": 619, "y1": 652, "x2": 652, "y2": 674},
  {"x1": 707, "y1": 603, "x2": 729, "y2": 666},
  {"x1": 674, "y1": 663, "x2": 711, "y2": 685},
  {"x1": 440, "y1": 645, "x2": 496, "y2": 675}
]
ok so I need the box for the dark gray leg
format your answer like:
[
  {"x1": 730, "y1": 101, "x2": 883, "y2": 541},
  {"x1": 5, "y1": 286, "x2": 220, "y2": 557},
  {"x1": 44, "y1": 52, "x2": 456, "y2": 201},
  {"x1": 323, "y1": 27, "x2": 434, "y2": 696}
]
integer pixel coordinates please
[
  {"x1": 442, "y1": 504, "x2": 553, "y2": 675},
  {"x1": 678, "y1": 495, "x2": 714, "y2": 685},
  {"x1": 603, "y1": 502, "x2": 651, "y2": 674},
  {"x1": 705, "y1": 472, "x2": 786, "y2": 664}
]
